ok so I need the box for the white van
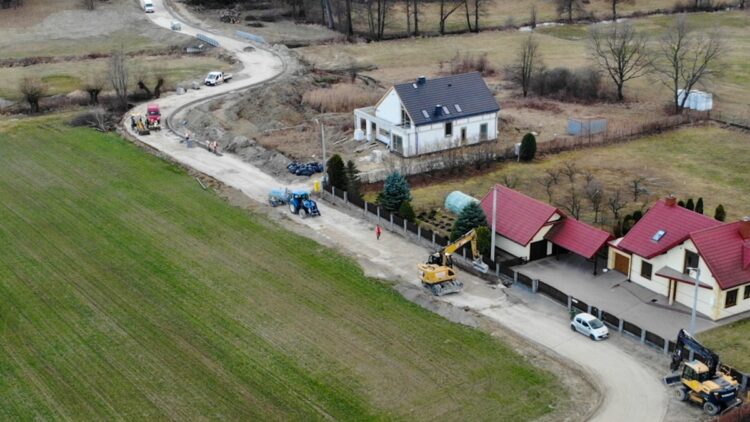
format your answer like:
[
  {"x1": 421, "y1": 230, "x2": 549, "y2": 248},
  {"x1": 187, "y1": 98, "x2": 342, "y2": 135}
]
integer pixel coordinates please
[{"x1": 143, "y1": 0, "x2": 154, "y2": 13}]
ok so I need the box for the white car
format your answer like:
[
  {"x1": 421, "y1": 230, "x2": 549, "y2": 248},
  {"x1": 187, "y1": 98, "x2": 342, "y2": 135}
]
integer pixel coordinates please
[
  {"x1": 143, "y1": 1, "x2": 154, "y2": 13},
  {"x1": 571, "y1": 312, "x2": 609, "y2": 341}
]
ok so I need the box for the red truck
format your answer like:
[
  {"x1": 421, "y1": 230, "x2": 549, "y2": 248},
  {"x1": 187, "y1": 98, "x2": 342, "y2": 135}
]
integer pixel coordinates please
[{"x1": 146, "y1": 103, "x2": 161, "y2": 130}]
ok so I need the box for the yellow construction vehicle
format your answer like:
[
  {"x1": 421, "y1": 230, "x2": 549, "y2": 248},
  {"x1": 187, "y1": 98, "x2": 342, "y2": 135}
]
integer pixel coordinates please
[
  {"x1": 417, "y1": 229, "x2": 489, "y2": 296},
  {"x1": 664, "y1": 329, "x2": 742, "y2": 416}
]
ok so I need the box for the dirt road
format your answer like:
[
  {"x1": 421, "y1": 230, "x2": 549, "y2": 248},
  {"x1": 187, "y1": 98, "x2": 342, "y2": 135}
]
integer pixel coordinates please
[{"x1": 127, "y1": 3, "x2": 671, "y2": 421}]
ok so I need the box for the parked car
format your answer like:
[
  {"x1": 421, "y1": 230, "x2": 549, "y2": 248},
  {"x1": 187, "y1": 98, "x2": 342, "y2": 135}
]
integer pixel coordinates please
[
  {"x1": 570, "y1": 313, "x2": 609, "y2": 341},
  {"x1": 142, "y1": 0, "x2": 154, "y2": 13},
  {"x1": 204, "y1": 71, "x2": 232, "y2": 86}
]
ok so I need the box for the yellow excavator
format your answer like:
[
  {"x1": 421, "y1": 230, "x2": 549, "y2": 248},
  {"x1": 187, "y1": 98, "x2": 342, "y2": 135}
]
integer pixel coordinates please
[{"x1": 417, "y1": 229, "x2": 489, "y2": 296}]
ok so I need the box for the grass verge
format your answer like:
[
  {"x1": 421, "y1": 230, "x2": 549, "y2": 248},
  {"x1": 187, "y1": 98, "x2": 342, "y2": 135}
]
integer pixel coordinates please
[
  {"x1": 0, "y1": 115, "x2": 561, "y2": 420},
  {"x1": 699, "y1": 318, "x2": 750, "y2": 373}
]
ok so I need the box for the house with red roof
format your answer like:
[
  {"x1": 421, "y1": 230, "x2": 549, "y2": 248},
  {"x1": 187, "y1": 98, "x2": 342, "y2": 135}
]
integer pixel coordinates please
[
  {"x1": 479, "y1": 185, "x2": 612, "y2": 263},
  {"x1": 608, "y1": 195, "x2": 750, "y2": 320}
]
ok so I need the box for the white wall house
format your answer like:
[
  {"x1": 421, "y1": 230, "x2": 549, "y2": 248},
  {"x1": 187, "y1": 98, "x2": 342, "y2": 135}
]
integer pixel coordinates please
[
  {"x1": 353, "y1": 72, "x2": 500, "y2": 157},
  {"x1": 608, "y1": 196, "x2": 750, "y2": 320}
]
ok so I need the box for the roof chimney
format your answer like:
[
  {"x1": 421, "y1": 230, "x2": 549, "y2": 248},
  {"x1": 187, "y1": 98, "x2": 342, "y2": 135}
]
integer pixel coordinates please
[
  {"x1": 434, "y1": 104, "x2": 442, "y2": 116},
  {"x1": 417, "y1": 76, "x2": 426, "y2": 85},
  {"x1": 665, "y1": 194, "x2": 677, "y2": 207},
  {"x1": 740, "y1": 216, "x2": 750, "y2": 240}
]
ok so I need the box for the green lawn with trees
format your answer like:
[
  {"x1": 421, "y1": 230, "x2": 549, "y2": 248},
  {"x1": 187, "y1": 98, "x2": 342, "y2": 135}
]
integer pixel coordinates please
[{"x1": 0, "y1": 115, "x2": 562, "y2": 420}]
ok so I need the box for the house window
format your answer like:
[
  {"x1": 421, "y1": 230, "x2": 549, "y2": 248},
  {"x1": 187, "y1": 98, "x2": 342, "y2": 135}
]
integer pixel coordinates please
[
  {"x1": 460, "y1": 127, "x2": 467, "y2": 142},
  {"x1": 684, "y1": 250, "x2": 699, "y2": 274},
  {"x1": 401, "y1": 108, "x2": 410, "y2": 127},
  {"x1": 444, "y1": 122, "x2": 453, "y2": 137},
  {"x1": 392, "y1": 134, "x2": 403, "y2": 153},
  {"x1": 371, "y1": 122, "x2": 377, "y2": 135},
  {"x1": 725, "y1": 289, "x2": 738, "y2": 308},
  {"x1": 744, "y1": 285, "x2": 750, "y2": 300},
  {"x1": 640, "y1": 261, "x2": 653, "y2": 280},
  {"x1": 480, "y1": 123, "x2": 488, "y2": 140},
  {"x1": 379, "y1": 128, "x2": 391, "y2": 137}
]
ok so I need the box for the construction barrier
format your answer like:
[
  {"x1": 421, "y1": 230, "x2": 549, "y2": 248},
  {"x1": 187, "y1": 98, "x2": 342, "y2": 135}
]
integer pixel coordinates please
[
  {"x1": 196, "y1": 33, "x2": 219, "y2": 47},
  {"x1": 235, "y1": 30, "x2": 266, "y2": 44}
]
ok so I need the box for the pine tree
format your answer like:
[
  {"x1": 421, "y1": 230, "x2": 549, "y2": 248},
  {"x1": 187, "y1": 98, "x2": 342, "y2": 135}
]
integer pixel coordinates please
[
  {"x1": 678, "y1": 200, "x2": 686, "y2": 208},
  {"x1": 345, "y1": 160, "x2": 361, "y2": 198},
  {"x1": 326, "y1": 154, "x2": 347, "y2": 191},
  {"x1": 378, "y1": 172, "x2": 412, "y2": 211},
  {"x1": 695, "y1": 197, "x2": 704, "y2": 214},
  {"x1": 475, "y1": 226, "x2": 492, "y2": 258},
  {"x1": 451, "y1": 202, "x2": 488, "y2": 240},
  {"x1": 519, "y1": 132, "x2": 537, "y2": 162},
  {"x1": 714, "y1": 204, "x2": 726, "y2": 222},
  {"x1": 685, "y1": 198, "x2": 695, "y2": 211},
  {"x1": 399, "y1": 201, "x2": 416, "y2": 223}
]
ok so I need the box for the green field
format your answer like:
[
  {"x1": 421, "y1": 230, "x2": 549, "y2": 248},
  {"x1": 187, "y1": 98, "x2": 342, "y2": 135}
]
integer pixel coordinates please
[
  {"x1": 700, "y1": 318, "x2": 750, "y2": 373},
  {"x1": 0, "y1": 116, "x2": 560, "y2": 420}
]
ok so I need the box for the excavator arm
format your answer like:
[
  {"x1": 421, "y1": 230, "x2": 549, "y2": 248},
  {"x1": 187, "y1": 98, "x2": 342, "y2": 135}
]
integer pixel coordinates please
[
  {"x1": 670, "y1": 329, "x2": 719, "y2": 375},
  {"x1": 432, "y1": 229, "x2": 489, "y2": 273}
]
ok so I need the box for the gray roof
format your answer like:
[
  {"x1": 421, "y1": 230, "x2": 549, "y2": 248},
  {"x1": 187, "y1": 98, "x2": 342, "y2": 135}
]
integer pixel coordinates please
[{"x1": 393, "y1": 72, "x2": 499, "y2": 127}]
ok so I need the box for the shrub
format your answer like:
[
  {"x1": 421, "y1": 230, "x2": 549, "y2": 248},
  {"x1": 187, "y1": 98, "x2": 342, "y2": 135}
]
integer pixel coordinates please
[
  {"x1": 378, "y1": 172, "x2": 411, "y2": 211},
  {"x1": 475, "y1": 226, "x2": 492, "y2": 259},
  {"x1": 399, "y1": 201, "x2": 416, "y2": 223},
  {"x1": 685, "y1": 198, "x2": 695, "y2": 211},
  {"x1": 345, "y1": 160, "x2": 361, "y2": 199},
  {"x1": 326, "y1": 154, "x2": 347, "y2": 191},
  {"x1": 531, "y1": 66, "x2": 602, "y2": 101},
  {"x1": 446, "y1": 51, "x2": 496, "y2": 76},
  {"x1": 302, "y1": 84, "x2": 380, "y2": 113},
  {"x1": 451, "y1": 202, "x2": 488, "y2": 241},
  {"x1": 695, "y1": 197, "x2": 704, "y2": 214},
  {"x1": 714, "y1": 204, "x2": 726, "y2": 222},
  {"x1": 519, "y1": 133, "x2": 537, "y2": 162}
]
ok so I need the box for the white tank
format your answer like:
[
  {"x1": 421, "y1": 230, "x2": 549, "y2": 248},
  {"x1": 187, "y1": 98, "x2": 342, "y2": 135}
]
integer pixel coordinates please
[{"x1": 354, "y1": 128, "x2": 365, "y2": 142}]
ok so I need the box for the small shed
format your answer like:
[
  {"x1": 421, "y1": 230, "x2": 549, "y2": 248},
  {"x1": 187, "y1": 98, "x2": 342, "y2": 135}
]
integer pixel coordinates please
[{"x1": 677, "y1": 89, "x2": 713, "y2": 111}]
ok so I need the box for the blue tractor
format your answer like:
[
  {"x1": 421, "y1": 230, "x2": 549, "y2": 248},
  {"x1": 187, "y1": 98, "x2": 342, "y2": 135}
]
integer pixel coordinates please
[{"x1": 288, "y1": 190, "x2": 321, "y2": 217}]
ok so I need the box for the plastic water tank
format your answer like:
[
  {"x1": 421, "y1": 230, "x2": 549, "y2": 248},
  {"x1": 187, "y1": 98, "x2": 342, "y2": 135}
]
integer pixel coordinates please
[
  {"x1": 354, "y1": 128, "x2": 365, "y2": 142},
  {"x1": 445, "y1": 191, "x2": 479, "y2": 215}
]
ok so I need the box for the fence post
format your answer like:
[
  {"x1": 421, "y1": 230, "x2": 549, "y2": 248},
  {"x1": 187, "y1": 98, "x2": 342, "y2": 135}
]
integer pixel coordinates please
[
  {"x1": 663, "y1": 340, "x2": 669, "y2": 355},
  {"x1": 567, "y1": 296, "x2": 572, "y2": 310},
  {"x1": 463, "y1": 248, "x2": 466, "y2": 258},
  {"x1": 618, "y1": 319, "x2": 624, "y2": 333},
  {"x1": 332, "y1": 186, "x2": 336, "y2": 199},
  {"x1": 364, "y1": 201, "x2": 367, "y2": 215},
  {"x1": 377, "y1": 206, "x2": 380, "y2": 223},
  {"x1": 417, "y1": 225, "x2": 421, "y2": 240},
  {"x1": 587, "y1": 304, "x2": 592, "y2": 314},
  {"x1": 640, "y1": 330, "x2": 646, "y2": 344},
  {"x1": 432, "y1": 232, "x2": 435, "y2": 246},
  {"x1": 344, "y1": 191, "x2": 348, "y2": 203},
  {"x1": 403, "y1": 219, "x2": 407, "y2": 234},
  {"x1": 532, "y1": 278, "x2": 538, "y2": 293},
  {"x1": 389, "y1": 213, "x2": 394, "y2": 229},
  {"x1": 495, "y1": 263, "x2": 499, "y2": 276},
  {"x1": 513, "y1": 271, "x2": 518, "y2": 283}
]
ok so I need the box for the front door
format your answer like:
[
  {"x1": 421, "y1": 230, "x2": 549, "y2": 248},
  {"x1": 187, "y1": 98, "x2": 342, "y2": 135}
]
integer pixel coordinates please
[
  {"x1": 529, "y1": 241, "x2": 548, "y2": 261},
  {"x1": 614, "y1": 253, "x2": 630, "y2": 276}
]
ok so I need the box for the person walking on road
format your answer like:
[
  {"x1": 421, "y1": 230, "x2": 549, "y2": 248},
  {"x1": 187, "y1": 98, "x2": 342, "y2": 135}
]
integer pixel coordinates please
[{"x1": 375, "y1": 225, "x2": 382, "y2": 240}]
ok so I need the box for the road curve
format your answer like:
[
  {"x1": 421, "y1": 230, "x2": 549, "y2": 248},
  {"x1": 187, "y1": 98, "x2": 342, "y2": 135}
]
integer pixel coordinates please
[{"x1": 126, "y1": 3, "x2": 670, "y2": 421}]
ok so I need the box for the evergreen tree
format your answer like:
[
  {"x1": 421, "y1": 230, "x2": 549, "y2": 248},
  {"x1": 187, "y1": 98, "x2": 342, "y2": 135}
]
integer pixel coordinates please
[
  {"x1": 685, "y1": 198, "x2": 695, "y2": 211},
  {"x1": 475, "y1": 226, "x2": 492, "y2": 259},
  {"x1": 378, "y1": 172, "x2": 412, "y2": 211},
  {"x1": 714, "y1": 204, "x2": 726, "y2": 222},
  {"x1": 326, "y1": 154, "x2": 347, "y2": 191},
  {"x1": 519, "y1": 132, "x2": 537, "y2": 162},
  {"x1": 695, "y1": 197, "x2": 704, "y2": 214},
  {"x1": 451, "y1": 202, "x2": 488, "y2": 241},
  {"x1": 678, "y1": 200, "x2": 686, "y2": 208},
  {"x1": 345, "y1": 160, "x2": 361, "y2": 198},
  {"x1": 398, "y1": 201, "x2": 416, "y2": 223}
]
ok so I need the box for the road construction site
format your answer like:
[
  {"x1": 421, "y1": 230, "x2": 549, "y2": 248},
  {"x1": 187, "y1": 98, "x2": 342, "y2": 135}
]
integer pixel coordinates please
[{"x1": 121, "y1": 1, "x2": 710, "y2": 420}]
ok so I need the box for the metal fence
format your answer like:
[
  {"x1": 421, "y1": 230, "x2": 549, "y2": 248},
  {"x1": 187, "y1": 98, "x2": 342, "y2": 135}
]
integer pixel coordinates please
[
  {"x1": 196, "y1": 33, "x2": 219, "y2": 47},
  {"x1": 320, "y1": 184, "x2": 749, "y2": 391}
]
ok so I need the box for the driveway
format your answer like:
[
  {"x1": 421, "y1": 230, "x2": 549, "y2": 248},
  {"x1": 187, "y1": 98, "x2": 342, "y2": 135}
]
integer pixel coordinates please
[
  {"x1": 125, "y1": 3, "x2": 672, "y2": 421},
  {"x1": 515, "y1": 254, "x2": 721, "y2": 339}
]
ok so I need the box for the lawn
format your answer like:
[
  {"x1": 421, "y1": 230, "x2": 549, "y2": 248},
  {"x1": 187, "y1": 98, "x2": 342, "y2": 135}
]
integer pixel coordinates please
[
  {"x1": 406, "y1": 125, "x2": 750, "y2": 229},
  {"x1": 699, "y1": 318, "x2": 750, "y2": 373},
  {"x1": 0, "y1": 115, "x2": 561, "y2": 420}
]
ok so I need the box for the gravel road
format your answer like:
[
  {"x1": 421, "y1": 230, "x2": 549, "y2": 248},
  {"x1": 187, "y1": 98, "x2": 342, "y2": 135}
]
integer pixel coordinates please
[{"x1": 125, "y1": 2, "x2": 674, "y2": 420}]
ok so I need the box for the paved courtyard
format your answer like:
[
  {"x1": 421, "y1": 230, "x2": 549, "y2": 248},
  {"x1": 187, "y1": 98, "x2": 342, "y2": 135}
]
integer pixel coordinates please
[{"x1": 512, "y1": 254, "x2": 746, "y2": 339}]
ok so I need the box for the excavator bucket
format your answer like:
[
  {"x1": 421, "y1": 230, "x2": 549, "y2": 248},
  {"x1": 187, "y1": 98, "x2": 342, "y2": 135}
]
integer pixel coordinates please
[{"x1": 472, "y1": 258, "x2": 489, "y2": 274}]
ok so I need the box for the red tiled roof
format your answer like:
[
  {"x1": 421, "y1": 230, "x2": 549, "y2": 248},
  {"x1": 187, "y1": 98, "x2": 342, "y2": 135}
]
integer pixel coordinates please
[
  {"x1": 479, "y1": 185, "x2": 559, "y2": 246},
  {"x1": 546, "y1": 217, "x2": 613, "y2": 259},
  {"x1": 690, "y1": 222, "x2": 750, "y2": 290},
  {"x1": 617, "y1": 200, "x2": 721, "y2": 259}
]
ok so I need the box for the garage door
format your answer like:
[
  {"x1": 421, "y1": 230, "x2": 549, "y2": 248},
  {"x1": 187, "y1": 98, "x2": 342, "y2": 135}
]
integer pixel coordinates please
[
  {"x1": 529, "y1": 241, "x2": 548, "y2": 261},
  {"x1": 614, "y1": 253, "x2": 630, "y2": 275}
]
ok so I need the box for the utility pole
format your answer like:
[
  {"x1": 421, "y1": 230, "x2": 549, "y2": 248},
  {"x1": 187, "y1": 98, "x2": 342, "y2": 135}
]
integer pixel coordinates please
[
  {"x1": 315, "y1": 118, "x2": 327, "y2": 166},
  {"x1": 687, "y1": 267, "x2": 701, "y2": 335},
  {"x1": 490, "y1": 186, "x2": 497, "y2": 262}
]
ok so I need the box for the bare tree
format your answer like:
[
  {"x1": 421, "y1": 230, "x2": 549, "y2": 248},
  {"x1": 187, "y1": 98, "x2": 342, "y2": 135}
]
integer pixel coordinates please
[
  {"x1": 463, "y1": 0, "x2": 490, "y2": 32},
  {"x1": 530, "y1": 4, "x2": 537, "y2": 29},
  {"x1": 512, "y1": 34, "x2": 542, "y2": 98},
  {"x1": 560, "y1": 184, "x2": 583, "y2": 219},
  {"x1": 545, "y1": 168, "x2": 561, "y2": 185},
  {"x1": 344, "y1": 0, "x2": 353, "y2": 37},
  {"x1": 20, "y1": 77, "x2": 46, "y2": 113},
  {"x1": 606, "y1": 0, "x2": 634, "y2": 21},
  {"x1": 590, "y1": 23, "x2": 650, "y2": 101},
  {"x1": 740, "y1": 0, "x2": 746, "y2": 10},
  {"x1": 585, "y1": 179, "x2": 604, "y2": 223},
  {"x1": 501, "y1": 173, "x2": 519, "y2": 189},
  {"x1": 366, "y1": 0, "x2": 391, "y2": 40},
  {"x1": 412, "y1": 0, "x2": 420, "y2": 34},
  {"x1": 630, "y1": 176, "x2": 645, "y2": 201},
  {"x1": 83, "y1": 72, "x2": 105, "y2": 105},
  {"x1": 439, "y1": 0, "x2": 464, "y2": 34},
  {"x1": 653, "y1": 16, "x2": 724, "y2": 113},
  {"x1": 608, "y1": 189, "x2": 627, "y2": 220},
  {"x1": 109, "y1": 49, "x2": 129, "y2": 111},
  {"x1": 82, "y1": 0, "x2": 95, "y2": 10},
  {"x1": 561, "y1": 161, "x2": 578, "y2": 184},
  {"x1": 556, "y1": 0, "x2": 586, "y2": 23},
  {"x1": 538, "y1": 174, "x2": 556, "y2": 203}
]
